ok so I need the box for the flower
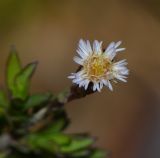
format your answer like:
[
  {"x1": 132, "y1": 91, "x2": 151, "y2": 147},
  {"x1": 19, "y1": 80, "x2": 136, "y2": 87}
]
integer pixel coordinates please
[{"x1": 68, "y1": 39, "x2": 129, "y2": 92}]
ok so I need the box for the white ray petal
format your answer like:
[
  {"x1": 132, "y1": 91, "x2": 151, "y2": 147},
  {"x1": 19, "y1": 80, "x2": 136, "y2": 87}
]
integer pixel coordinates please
[
  {"x1": 84, "y1": 79, "x2": 90, "y2": 90},
  {"x1": 68, "y1": 75, "x2": 75, "y2": 79},
  {"x1": 115, "y1": 41, "x2": 122, "y2": 48},
  {"x1": 99, "y1": 81, "x2": 104, "y2": 90},
  {"x1": 102, "y1": 79, "x2": 108, "y2": 86},
  {"x1": 114, "y1": 59, "x2": 127, "y2": 66},
  {"x1": 93, "y1": 40, "x2": 102, "y2": 54},
  {"x1": 105, "y1": 41, "x2": 126, "y2": 60},
  {"x1": 116, "y1": 75, "x2": 127, "y2": 82},
  {"x1": 79, "y1": 39, "x2": 89, "y2": 56},
  {"x1": 93, "y1": 84, "x2": 97, "y2": 91},
  {"x1": 95, "y1": 83, "x2": 101, "y2": 92},
  {"x1": 86, "y1": 40, "x2": 93, "y2": 54},
  {"x1": 105, "y1": 48, "x2": 116, "y2": 60},
  {"x1": 106, "y1": 42, "x2": 115, "y2": 52},
  {"x1": 73, "y1": 56, "x2": 84, "y2": 65},
  {"x1": 78, "y1": 81, "x2": 84, "y2": 87},
  {"x1": 76, "y1": 70, "x2": 85, "y2": 77},
  {"x1": 115, "y1": 48, "x2": 126, "y2": 52},
  {"x1": 107, "y1": 81, "x2": 113, "y2": 91},
  {"x1": 76, "y1": 49, "x2": 87, "y2": 59}
]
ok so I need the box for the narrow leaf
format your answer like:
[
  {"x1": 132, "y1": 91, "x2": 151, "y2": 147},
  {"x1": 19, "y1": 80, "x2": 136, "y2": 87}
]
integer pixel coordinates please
[
  {"x1": 6, "y1": 47, "x2": 21, "y2": 92},
  {"x1": 45, "y1": 118, "x2": 67, "y2": 133},
  {"x1": 23, "y1": 93, "x2": 52, "y2": 110},
  {"x1": 26, "y1": 133, "x2": 71, "y2": 150},
  {"x1": 60, "y1": 136, "x2": 94, "y2": 153},
  {"x1": 13, "y1": 62, "x2": 38, "y2": 100},
  {"x1": 48, "y1": 133, "x2": 71, "y2": 146}
]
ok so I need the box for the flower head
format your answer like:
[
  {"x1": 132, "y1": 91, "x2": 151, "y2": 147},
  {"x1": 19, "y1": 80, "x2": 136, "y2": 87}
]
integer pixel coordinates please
[{"x1": 68, "y1": 39, "x2": 129, "y2": 92}]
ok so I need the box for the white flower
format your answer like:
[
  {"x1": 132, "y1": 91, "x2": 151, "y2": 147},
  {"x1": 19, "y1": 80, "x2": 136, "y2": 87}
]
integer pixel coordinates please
[{"x1": 68, "y1": 39, "x2": 129, "y2": 92}]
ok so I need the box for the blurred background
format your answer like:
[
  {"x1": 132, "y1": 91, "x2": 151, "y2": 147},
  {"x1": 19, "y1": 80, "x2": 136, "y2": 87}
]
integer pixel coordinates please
[{"x1": 0, "y1": 0, "x2": 160, "y2": 157}]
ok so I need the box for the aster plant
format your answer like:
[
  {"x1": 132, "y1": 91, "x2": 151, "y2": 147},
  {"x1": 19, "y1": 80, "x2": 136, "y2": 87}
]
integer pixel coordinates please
[{"x1": 0, "y1": 39, "x2": 128, "y2": 158}]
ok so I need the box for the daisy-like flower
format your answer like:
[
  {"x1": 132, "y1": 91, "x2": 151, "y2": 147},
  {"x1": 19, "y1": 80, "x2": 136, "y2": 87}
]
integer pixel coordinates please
[{"x1": 68, "y1": 39, "x2": 129, "y2": 92}]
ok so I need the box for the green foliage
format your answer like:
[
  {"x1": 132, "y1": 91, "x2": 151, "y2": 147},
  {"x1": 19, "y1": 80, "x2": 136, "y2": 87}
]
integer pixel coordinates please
[{"x1": 0, "y1": 49, "x2": 108, "y2": 158}]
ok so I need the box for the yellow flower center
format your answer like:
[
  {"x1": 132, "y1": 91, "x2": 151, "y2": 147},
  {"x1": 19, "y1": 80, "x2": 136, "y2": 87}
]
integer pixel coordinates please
[{"x1": 84, "y1": 55, "x2": 111, "y2": 81}]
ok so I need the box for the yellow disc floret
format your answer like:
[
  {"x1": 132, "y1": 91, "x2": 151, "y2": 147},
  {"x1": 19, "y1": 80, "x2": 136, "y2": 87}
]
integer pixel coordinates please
[{"x1": 84, "y1": 55, "x2": 111, "y2": 82}]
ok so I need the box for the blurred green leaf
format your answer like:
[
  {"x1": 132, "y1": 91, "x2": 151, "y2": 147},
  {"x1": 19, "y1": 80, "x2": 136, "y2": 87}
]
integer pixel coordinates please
[
  {"x1": 0, "y1": 89, "x2": 9, "y2": 108},
  {"x1": 0, "y1": 152, "x2": 6, "y2": 158},
  {"x1": 26, "y1": 134, "x2": 57, "y2": 152},
  {"x1": 0, "y1": 108, "x2": 4, "y2": 114},
  {"x1": 26, "y1": 133, "x2": 71, "y2": 152},
  {"x1": 60, "y1": 136, "x2": 94, "y2": 154},
  {"x1": 48, "y1": 133, "x2": 71, "y2": 146},
  {"x1": 71, "y1": 150, "x2": 90, "y2": 157},
  {"x1": 45, "y1": 118, "x2": 67, "y2": 133},
  {"x1": 6, "y1": 47, "x2": 21, "y2": 92},
  {"x1": 13, "y1": 62, "x2": 38, "y2": 100},
  {"x1": 46, "y1": 108, "x2": 70, "y2": 133},
  {"x1": 89, "y1": 149, "x2": 107, "y2": 158},
  {"x1": 23, "y1": 93, "x2": 52, "y2": 110},
  {"x1": 71, "y1": 149, "x2": 107, "y2": 158}
]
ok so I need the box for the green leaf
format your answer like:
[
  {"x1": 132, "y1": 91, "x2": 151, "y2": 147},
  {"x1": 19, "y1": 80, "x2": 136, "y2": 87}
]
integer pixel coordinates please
[
  {"x1": 60, "y1": 136, "x2": 94, "y2": 154},
  {"x1": 13, "y1": 62, "x2": 38, "y2": 100},
  {"x1": 0, "y1": 89, "x2": 9, "y2": 108},
  {"x1": 89, "y1": 149, "x2": 107, "y2": 158},
  {"x1": 23, "y1": 93, "x2": 52, "y2": 110},
  {"x1": 71, "y1": 150, "x2": 90, "y2": 157},
  {"x1": 6, "y1": 47, "x2": 21, "y2": 92},
  {"x1": 26, "y1": 133, "x2": 71, "y2": 151},
  {"x1": 44, "y1": 109, "x2": 70, "y2": 133},
  {"x1": 26, "y1": 134, "x2": 53, "y2": 150},
  {"x1": 48, "y1": 133, "x2": 71, "y2": 146},
  {"x1": 45, "y1": 118, "x2": 67, "y2": 133}
]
